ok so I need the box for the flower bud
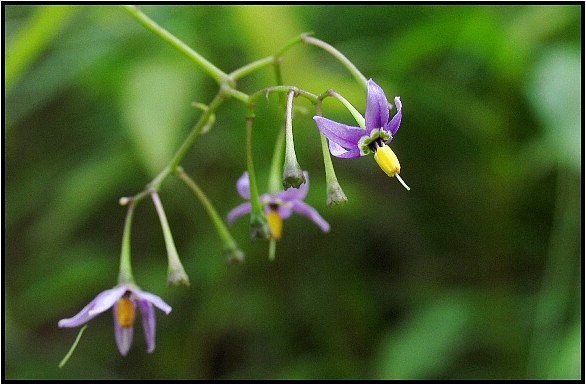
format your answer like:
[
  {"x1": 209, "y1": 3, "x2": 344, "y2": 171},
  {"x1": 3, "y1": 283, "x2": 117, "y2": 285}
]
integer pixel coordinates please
[
  {"x1": 282, "y1": 161, "x2": 306, "y2": 189},
  {"x1": 167, "y1": 261, "x2": 190, "y2": 287},
  {"x1": 223, "y1": 246, "x2": 245, "y2": 264},
  {"x1": 249, "y1": 212, "x2": 271, "y2": 240},
  {"x1": 326, "y1": 180, "x2": 348, "y2": 207}
]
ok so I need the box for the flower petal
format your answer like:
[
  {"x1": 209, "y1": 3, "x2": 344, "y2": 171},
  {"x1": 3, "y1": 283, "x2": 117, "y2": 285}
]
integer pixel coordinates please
[
  {"x1": 236, "y1": 172, "x2": 251, "y2": 200},
  {"x1": 274, "y1": 204, "x2": 293, "y2": 219},
  {"x1": 138, "y1": 300, "x2": 156, "y2": 353},
  {"x1": 276, "y1": 171, "x2": 309, "y2": 202},
  {"x1": 291, "y1": 201, "x2": 330, "y2": 233},
  {"x1": 313, "y1": 116, "x2": 364, "y2": 148},
  {"x1": 329, "y1": 140, "x2": 361, "y2": 159},
  {"x1": 133, "y1": 290, "x2": 172, "y2": 315},
  {"x1": 227, "y1": 202, "x2": 252, "y2": 224},
  {"x1": 365, "y1": 79, "x2": 390, "y2": 130},
  {"x1": 87, "y1": 286, "x2": 127, "y2": 316},
  {"x1": 113, "y1": 309, "x2": 133, "y2": 356},
  {"x1": 58, "y1": 286, "x2": 125, "y2": 328},
  {"x1": 384, "y1": 96, "x2": 402, "y2": 138}
]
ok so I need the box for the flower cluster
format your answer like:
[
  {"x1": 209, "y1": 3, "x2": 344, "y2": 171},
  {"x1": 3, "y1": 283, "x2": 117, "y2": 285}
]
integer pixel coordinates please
[{"x1": 56, "y1": 16, "x2": 409, "y2": 364}]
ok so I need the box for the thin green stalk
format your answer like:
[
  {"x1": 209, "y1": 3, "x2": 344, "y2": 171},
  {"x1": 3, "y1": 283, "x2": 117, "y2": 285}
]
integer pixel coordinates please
[
  {"x1": 302, "y1": 35, "x2": 368, "y2": 89},
  {"x1": 275, "y1": 32, "x2": 312, "y2": 58},
  {"x1": 282, "y1": 89, "x2": 305, "y2": 188},
  {"x1": 268, "y1": 239, "x2": 277, "y2": 262},
  {"x1": 322, "y1": 90, "x2": 366, "y2": 128},
  {"x1": 149, "y1": 91, "x2": 226, "y2": 191},
  {"x1": 249, "y1": 86, "x2": 319, "y2": 106},
  {"x1": 176, "y1": 167, "x2": 244, "y2": 263},
  {"x1": 268, "y1": 129, "x2": 285, "y2": 194},
  {"x1": 58, "y1": 325, "x2": 88, "y2": 369},
  {"x1": 222, "y1": 87, "x2": 250, "y2": 104},
  {"x1": 245, "y1": 112, "x2": 270, "y2": 239},
  {"x1": 118, "y1": 200, "x2": 137, "y2": 285},
  {"x1": 150, "y1": 191, "x2": 189, "y2": 286},
  {"x1": 319, "y1": 133, "x2": 348, "y2": 206},
  {"x1": 122, "y1": 5, "x2": 231, "y2": 86},
  {"x1": 230, "y1": 56, "x2": 275, "y2": 80}
]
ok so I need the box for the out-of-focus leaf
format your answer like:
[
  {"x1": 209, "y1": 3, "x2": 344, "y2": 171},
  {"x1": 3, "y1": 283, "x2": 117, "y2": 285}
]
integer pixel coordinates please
[
  {"x1": 375, "y1": 294, "x2": 472, "y2": 379},
  {"x1": 527, "y1": 46, "x2": 581, "y2": 171},
  {"x1": 30, "y1": 148, "x2": 135, "y2": 248},
  {"x1": 546, "y1": 319, "x2": 581, "y2": 380},
  {"x1": 121, "y1": 61, "x2": 194, "y2": 174},
  {"x1": 5, "y1": 5, "x2": 77, "y2": 93}
]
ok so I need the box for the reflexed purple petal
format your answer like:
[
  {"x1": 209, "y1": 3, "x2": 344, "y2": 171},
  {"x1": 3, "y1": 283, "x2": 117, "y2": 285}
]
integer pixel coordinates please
[
  {"x1": 87, "y1": 286, "x2": 127, "y2": 316},
  {"x1": 291, "y1": 201, "x2": 330, "y2": 233},
  {"x1": 59, "y1": 287, "x2": 126, "y2": 328},
  {"x1": 134, "y1": 290, "x2": 172, "y2": 315},
  {"x1": 236, "y1": 172, "x2": 251, "y2": 200},
  {"x1": 365, "y1": 79, "x2": 390, "y2": 130},
  {"x1": 313, "y1": 117, "x2": 364, "y2": 148},
  {"x1": 138, "y1": 300, "x2": 156, "y2": 353},
  {"x1": 384, "y1": 96, "x2": 402, "y2": 137},
  {"x1": 276, "y1": 171, "x2": 309, "y2": 202},
  {"x1": 329, "y1": 140, "x2": 361, "y2": 159},
  {"x1": 274, "y1": 204, "x2": 293, "y2": 219},
  {"x1": 227, "y1": 202, "x2": 252, "y2": 224},
  {"x1": 58, "y1": 294, "x2": 103, "y2": 328},
  {"x1": 259, "y1": 193, "x2": 272, "y2": 206},
  {"x1": 113, "y1": 309, "x2": 133, "y2": 356}
]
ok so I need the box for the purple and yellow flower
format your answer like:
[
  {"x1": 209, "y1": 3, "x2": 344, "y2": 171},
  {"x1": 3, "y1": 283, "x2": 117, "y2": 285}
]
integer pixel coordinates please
[
  {"x1": 313, "y1": 79, "x2": 410, "y2": 190},
  {"x1": 58, "y1": 284, "x2": 171, "y2": 356},
  {"x1": 227, "y1": 171, "x2": 330, "y2": 239}
]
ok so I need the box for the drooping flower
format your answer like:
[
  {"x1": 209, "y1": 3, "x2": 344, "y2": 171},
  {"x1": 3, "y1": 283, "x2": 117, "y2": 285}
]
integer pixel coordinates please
[
  {"x1": 227, "y1": 171, "x2": 330, "y2": 239},
  {"x1": 313, "y1": 79, "x2": 410, "y2": 190},
  {"x1": 58, "y1": 284, "x2": 171, "y2": 356}
]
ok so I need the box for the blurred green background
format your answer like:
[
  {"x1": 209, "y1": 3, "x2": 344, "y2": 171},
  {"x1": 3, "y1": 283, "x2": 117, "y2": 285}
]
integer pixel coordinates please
[{"x1": 4, "y1": 4, "x2": 582, "y2": 380}]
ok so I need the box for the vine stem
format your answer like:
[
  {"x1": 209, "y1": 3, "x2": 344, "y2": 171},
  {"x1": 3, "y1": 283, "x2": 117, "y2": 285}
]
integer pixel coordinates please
[
  {"x1": 302, "y1": 35, "x2": 368, "y2": 89},
  {"x1": 122, "y1": 5, "x2": 231, "y2": 86},
  {"x1": 118, "y1": 200, "x2": 136, "y2": 285}
]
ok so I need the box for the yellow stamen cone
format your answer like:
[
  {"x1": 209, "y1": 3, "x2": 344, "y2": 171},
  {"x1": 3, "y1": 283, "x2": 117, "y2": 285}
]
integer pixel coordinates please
[
  {"x1": 266, "y1": 210, "x2": 283, "y2": 240},
  {"x1": 374, "y1": 145, "x2": 410, "y2": 190},
  {"x1": 116, "y1": 297, "x2": 136, "y2": 328}
]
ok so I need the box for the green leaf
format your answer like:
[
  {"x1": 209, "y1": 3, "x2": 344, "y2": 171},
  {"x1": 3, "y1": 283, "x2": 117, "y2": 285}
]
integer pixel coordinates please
[
  {"x1": 121, "y1": 61, "x2": 194, "y2": 175},
  {"x1": 375, "y1": 294, "x2": 472, "y2": 379}
]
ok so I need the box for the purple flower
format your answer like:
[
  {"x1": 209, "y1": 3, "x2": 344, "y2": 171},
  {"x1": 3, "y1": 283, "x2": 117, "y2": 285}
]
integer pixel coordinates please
[
  {"x1": 58, "y1": 284, "x2": 171, "y2": 356},
  {"x1": 314, "y1": 79, "x2": 410, "y2": 190},
  {"x1": 227, "y1": 171, "x2": 330, "y2": 239}
]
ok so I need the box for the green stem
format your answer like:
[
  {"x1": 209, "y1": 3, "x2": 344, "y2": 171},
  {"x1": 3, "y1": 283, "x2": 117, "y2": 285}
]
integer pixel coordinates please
[
  {"x1": 322, "y1": 90, "x2": 366, "y2": 128},
  {"x1": 268, "y1": 129, "x2": 285, "y2": 194},
  {"x1": 150, "y1": 191, "x2": 189, "y2": 286},
  {"x1": 148, "y1": 91, "x2": 226, "y2": 192},
  {"x1": 245, "y1": 113, "x2": 263, "y2": 216},
  {"x1": 249, "y1": 85, "x2": 319, "y2": 105},
  {"x1": 319, "y1": 133, "x2": 348, "y2": 206},
  {"x1": 282, "y1": 89, "x2": 305, "y2": 188},
  {"x1": 58, "y1": 324, "x2": 88, "y2": 369},
  {"x1": 122, "y1": 5, "x2": 231, "y2": 86},
  {"x1": 230, "y1": 56, "x2": 275, "y2": 80},
  {"x1": 222, "y1": 87, "x2": 250, "y2": 104},
  {"x1": 302, "y1": 35, "x2": 368, "y2": 89},
  {"x1": 245, "y1": 111, "x2": 270, "y2": 239},
  {"x1": 118, "y1": 200, "x2": 137, "y2": 285},
  {"x1": 176, "y1": 167, "x2": 243, "y2": 260}
]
